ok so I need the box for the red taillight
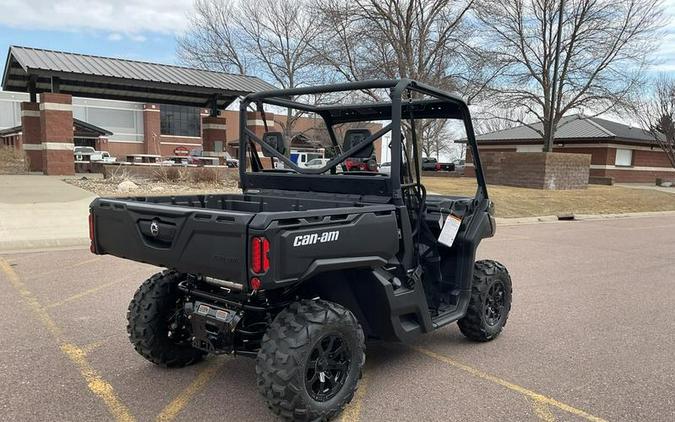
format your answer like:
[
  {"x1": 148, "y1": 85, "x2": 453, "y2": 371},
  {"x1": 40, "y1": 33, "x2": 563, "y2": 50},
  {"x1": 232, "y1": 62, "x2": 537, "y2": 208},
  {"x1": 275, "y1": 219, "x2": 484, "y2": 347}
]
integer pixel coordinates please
[
  {"x1": 88, "y1": 213, "x2": 96, "y2": 253},
  {"x1": 250, "y1": 277, "x2": 262, "y2": 290},
  {"x1": 251, "y1": 237, "x2": 262, "y2": 273},
  {"x1": 262, "y1": 238, "x2": 270, "y2": 271},
  {"x1": 250, "y1": 236, "x2": 270, "y2": 274},
  {"x1": 435, "y1": 163, "x2": 441, "y2": 170}
]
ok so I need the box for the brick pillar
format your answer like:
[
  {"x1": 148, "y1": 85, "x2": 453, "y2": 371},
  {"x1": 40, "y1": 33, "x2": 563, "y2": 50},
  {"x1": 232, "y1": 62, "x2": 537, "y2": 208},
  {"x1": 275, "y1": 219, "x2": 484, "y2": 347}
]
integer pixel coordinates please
[
  {"x1": 40, "y1": 93, "x2": 74, "y2": 175},
  {"x1": 464, "y1": 148, "x2": 475, "y2": 177},
  {"x1": 96, "y1": 136, "x2": 109, "y2": 152},
  {"x1": 246, "y1": 112, "x2": 276, "y2": 140},
  {"x1": 21, "y1": 102, "x2": 42, "y2": 172},
  {"x1": 143, "y1": 104, "x2": 161, "y2": 155},
  {"x1": 202, "y1": 116, "x2": 227, "y2": 161}
]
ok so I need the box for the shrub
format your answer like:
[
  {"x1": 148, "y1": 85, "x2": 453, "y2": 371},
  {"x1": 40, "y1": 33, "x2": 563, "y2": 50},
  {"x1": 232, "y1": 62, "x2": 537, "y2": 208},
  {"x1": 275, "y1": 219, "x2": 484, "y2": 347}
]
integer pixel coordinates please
[
  {"x1": 191, "y1": 167, "x2": 219, "y2": 183},
  {"x1": 0, "y1": 146, "x2": 27, "y2": 175},
  {"x1": 153, "y1": 166, "x2": 182, "y2": 183}
]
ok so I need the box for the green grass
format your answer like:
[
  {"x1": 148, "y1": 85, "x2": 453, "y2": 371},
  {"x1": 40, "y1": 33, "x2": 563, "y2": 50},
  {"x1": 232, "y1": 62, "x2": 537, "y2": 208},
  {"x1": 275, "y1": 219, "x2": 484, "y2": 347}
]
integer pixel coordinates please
[{"x1": 423, "y1": 177, "x2": 675, "y2": 218}]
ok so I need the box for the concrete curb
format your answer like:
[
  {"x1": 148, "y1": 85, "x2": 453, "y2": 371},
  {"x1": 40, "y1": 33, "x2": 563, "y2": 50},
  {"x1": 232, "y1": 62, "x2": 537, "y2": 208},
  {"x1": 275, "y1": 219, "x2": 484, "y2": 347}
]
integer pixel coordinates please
[
  {"x1": 0, "y1": 237, "x2": 89, "y2": 253},
  {"x1": 496, "y1": 210, "x2": 675, "y2": 226}
]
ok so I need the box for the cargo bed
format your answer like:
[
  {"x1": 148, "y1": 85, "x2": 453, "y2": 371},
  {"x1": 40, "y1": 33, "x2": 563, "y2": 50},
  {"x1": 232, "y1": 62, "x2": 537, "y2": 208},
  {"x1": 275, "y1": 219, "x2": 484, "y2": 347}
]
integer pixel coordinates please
[{"x1": 90, "y1": 192, "x2": 399, "y2": 285}]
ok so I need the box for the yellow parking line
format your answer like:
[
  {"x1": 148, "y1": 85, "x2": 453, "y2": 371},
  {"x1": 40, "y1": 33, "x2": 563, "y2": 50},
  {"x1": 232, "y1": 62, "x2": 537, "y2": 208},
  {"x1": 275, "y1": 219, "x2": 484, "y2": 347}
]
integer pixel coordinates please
[
  {"x1": 413, "y1": 347, "x2": 607, "y2": 422},
  {"x1": 81, "y1": 339, "x2": 107, "y2": 355},
  {"x1": 47, "y1": 278, "x2": 125, "y2": 309},
  {"x1": 340, "y1": 370, "x2": 370, "y2": 422},
  {"x1": 155, "y1": 358, "x2": 226, "y2": 422},
  {"x1": 0, "y1": 257, "x2": 135, "y2": 422},
  {"x1": 530, "y1": 396, "x2": 557, "y2": 421}
]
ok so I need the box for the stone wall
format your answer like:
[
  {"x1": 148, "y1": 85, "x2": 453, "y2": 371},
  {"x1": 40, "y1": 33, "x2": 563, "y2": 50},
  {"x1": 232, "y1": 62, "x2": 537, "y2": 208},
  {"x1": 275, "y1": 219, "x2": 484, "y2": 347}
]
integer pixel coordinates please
[{"x1": 479, "y1": 152, "x2": 591, "y2": 190}]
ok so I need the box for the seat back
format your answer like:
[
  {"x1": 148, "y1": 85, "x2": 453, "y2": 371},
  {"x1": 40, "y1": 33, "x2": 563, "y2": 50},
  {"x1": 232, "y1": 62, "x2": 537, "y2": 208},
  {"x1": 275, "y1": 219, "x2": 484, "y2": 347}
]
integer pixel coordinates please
[
  {"x1": 343, "y1": 129, "x2": 374, "y2": 158},
  {"x1": 261, "y1": 132, "x2": 285, "y2": 157}
]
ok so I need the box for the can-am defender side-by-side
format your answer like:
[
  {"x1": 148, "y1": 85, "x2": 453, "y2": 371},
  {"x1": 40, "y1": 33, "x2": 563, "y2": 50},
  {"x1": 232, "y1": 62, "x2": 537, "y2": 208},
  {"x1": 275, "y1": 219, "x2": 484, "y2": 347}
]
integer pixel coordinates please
[{"x1": 89, "y1": 79, "x2": 512, "y2": 421}]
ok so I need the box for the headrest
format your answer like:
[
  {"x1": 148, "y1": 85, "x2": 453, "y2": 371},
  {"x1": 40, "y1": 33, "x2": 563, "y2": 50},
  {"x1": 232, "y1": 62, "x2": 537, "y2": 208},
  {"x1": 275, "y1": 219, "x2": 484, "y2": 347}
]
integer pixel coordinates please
[
  {"x1": 261, "y1": 132, "x2": 285, "y2": 157},
  {"x1": 343, "y1": 128, "x2": 373, "y2": 158}
]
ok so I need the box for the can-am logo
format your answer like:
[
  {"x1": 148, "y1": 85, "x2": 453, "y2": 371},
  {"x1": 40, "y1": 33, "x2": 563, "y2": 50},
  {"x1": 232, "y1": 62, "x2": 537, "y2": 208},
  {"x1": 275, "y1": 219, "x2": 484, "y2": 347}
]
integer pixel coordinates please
[{"x1": 293, "y1": 231, "x2": 340, "y2": 247}]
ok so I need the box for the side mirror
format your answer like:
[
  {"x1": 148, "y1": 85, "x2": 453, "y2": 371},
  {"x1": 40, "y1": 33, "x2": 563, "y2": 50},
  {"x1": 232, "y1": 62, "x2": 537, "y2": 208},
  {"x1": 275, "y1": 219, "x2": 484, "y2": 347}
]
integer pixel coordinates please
[
  {"x1": 261, "y1": 132, "x2": 285, "y2": 157},
  {"x1": 343, "y1": 129, "x2": 374, "y2": 159}
]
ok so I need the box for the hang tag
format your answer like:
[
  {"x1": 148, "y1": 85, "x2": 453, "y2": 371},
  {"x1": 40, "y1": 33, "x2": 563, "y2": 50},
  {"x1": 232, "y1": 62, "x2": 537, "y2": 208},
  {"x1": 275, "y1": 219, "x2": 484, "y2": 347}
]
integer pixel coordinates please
[{"x1": 438, "y1": 214, "x2": 462, "y2": 247}]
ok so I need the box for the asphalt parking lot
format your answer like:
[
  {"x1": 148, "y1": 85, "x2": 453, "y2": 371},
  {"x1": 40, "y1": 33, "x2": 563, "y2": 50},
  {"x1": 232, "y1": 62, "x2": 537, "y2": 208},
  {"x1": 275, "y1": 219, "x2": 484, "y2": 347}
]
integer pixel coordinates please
[{"x1": 1, "y1": 215, "x2": 674, "y2": 422}]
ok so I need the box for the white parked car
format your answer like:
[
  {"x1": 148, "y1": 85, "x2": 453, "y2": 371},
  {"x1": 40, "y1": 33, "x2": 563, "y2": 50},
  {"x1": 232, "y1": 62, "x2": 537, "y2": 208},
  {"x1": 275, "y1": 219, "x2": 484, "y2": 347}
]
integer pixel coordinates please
[
  {"x1": 305, "y1": 158, "x2": 331, "y2": 168},
  {"x1": 98, "y1": 151, "x2": 117, "y2": 164},
  {"x1": 74, "y1": 146, "x2": 116, "y2": 163},
  {"x1": 379, "y1": 162, "x2": 391, "y2": 174}
]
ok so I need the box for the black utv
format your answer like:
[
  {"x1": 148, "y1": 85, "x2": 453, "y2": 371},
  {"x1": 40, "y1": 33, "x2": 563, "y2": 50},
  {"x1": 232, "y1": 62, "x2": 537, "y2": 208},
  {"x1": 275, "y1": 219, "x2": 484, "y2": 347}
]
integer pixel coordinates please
[{"x1": 89, "y1": 79, "x2": 512, "y2": 421}]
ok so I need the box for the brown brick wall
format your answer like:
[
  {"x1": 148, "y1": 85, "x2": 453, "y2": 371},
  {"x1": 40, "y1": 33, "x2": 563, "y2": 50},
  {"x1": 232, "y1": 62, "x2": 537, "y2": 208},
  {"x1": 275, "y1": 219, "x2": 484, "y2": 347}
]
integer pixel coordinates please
[
  {"x1": 202, "y1": 116, "x2": 227, "y2": 154},
  {"x1": 480, "y1": 152, "x2": 590, "y2": 189},
  {"x1": 107, "y1": 142, "x2": 145, "y2": 158},
  {"x1": 143, "y1": 104, "x2": 161, "y2": 155},
  {"x1": 553, "y1": 147, "x2": 611, "y2": 165},
  {"x1": 40, "y1": 93, "x2": 74, "y2": 175},
  {"x1": 158, "y1": 139, "x2": 203, "y2": 157},
  {"x1": 21, "y1": 102, "x2": 42, "y2": 172},
  {"x1": 632, "y1": 149, "x2": 673, "y2": 167}
]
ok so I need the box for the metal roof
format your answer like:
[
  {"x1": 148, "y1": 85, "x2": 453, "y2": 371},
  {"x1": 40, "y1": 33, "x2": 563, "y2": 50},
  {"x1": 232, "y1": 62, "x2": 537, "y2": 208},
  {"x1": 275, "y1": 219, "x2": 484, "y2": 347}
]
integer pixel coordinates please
[
  {"x1": 476, "y1": 114, "x2": 657, "y2": 145},
  {"x1": 2, "y1": 46, "x2": 276, "y2": 108},
  {"x1": 0, "y1": 119, "x2": 112, "y2": 137},
  {"x1": 74, "y1": 119, "x2": 113, "y2": 136}
]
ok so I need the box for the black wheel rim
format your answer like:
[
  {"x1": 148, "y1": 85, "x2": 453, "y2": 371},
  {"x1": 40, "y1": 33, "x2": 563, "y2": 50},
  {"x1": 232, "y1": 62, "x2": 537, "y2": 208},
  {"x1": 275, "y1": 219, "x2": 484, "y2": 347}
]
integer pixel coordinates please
[
  {"x1": 484, "y1": 281, "x2": 506, "y2": 326},
  {"x1": 305, "y1": 333, "x2": 351, "y2": 402}
]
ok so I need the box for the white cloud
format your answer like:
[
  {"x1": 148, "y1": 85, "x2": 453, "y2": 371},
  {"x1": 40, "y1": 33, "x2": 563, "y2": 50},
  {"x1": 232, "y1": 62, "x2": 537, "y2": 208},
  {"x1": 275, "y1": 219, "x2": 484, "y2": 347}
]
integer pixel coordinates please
[
  {"x1": 0, "y1": 0, "x2": 193, "y2": 34},
  {"x1": 129, "y1": 34, "x2": 147, "y2": 42},
  {"x1": 106, "y1": 33, "x2": 123, "y2": 41}
]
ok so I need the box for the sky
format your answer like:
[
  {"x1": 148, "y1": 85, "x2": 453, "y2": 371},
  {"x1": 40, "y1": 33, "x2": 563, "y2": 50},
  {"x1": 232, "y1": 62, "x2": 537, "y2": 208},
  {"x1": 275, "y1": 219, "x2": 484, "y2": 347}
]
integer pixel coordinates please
[
  {"x1": 0, "y1": 0, "x2": 193, "y2": 66},
  {"x1": 0, "y1": 0, "x2": 673, "y2": 72}
]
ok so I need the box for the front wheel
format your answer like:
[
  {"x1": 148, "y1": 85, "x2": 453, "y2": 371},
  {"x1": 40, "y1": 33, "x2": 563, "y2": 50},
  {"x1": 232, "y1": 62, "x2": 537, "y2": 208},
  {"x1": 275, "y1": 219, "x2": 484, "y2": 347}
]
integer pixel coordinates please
[
  {"x1": 458, "y1": 260, "x2": 512, "y2": 342},
  {"x1": 256, "y1": 299, "x2": 365, "y2": 421}
]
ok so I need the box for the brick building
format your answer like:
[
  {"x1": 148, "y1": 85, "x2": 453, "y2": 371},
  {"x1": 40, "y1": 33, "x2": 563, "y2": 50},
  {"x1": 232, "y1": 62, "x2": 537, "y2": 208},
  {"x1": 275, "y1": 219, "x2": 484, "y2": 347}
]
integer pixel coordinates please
[
  {"x1": 1, "y1": 46, "x2": 275, "y2": 174},
  {"x1": 1, "y1": 46, "x2": 382, "y2": 174},
  {"x1": 467, "y1": 114, "x2": 673, "y2": 183}
]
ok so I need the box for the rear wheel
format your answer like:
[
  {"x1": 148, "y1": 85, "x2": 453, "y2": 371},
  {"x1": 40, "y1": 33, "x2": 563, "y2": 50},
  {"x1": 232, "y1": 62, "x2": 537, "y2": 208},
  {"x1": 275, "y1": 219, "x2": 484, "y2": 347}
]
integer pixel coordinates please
[
  {"x1": 256, "y1": 299, "x2": 365, "y2": 421},
  {"x1": 458, "y1": 260, "x2": 512, "y2": 342},
  {"x1": 127, "y1": 270, "x2": 206, "y2": 367}
]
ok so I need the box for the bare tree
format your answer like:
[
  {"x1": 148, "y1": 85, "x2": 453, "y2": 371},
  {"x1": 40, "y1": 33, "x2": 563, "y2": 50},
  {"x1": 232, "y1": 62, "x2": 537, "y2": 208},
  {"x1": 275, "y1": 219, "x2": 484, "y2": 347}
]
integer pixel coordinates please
[
  {"x1": 635, "y1": 74, "x2": 675, "y2": 168},
  {"x1": 313, "y1": 0, "x2": 501, "y2": 170},
  {"x1": 475, "y1": 0, "x2": 665, "y2": 151},
  {"x1": 178, "y1": 0, "x2": 323, "y2": 139},
  {"x1": 420, "y1": 120, "x2": 454, "y2": 159},
  {"x1": 474, "y1": 108, "x2": 528, "y2": 135}
]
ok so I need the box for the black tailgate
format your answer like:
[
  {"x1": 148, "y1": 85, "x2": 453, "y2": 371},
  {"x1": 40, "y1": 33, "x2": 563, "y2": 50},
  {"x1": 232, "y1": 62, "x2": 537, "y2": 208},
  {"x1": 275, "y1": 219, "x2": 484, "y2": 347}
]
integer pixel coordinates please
[{"x1": 90, "y1": 198, "x2": 253, "y2": 282}]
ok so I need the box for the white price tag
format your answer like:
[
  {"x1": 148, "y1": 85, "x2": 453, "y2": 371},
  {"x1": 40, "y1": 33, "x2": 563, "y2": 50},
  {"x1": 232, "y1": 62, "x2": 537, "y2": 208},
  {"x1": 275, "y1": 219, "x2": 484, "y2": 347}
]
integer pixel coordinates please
[{"x1": 438, "y1": 214, "x2": 462, "y2": 247}]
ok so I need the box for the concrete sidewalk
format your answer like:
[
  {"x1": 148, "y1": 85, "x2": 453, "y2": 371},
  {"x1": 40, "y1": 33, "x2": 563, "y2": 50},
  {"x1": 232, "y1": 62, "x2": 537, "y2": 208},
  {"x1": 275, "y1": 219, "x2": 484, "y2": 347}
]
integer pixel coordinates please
[
  {"x1": 0, "y1": 175, "x2": 95, "y2": 251},
  {"x1": 615, "y1": 182, "x2": 675, "y2": 194}
]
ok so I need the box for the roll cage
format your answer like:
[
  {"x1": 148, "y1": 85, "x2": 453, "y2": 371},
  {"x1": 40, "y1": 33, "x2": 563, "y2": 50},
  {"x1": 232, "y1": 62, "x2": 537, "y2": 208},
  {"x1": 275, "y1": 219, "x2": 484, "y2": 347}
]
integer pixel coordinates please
[{"x1": 238, "y1": 79, "x2": 488, "y2": 203}]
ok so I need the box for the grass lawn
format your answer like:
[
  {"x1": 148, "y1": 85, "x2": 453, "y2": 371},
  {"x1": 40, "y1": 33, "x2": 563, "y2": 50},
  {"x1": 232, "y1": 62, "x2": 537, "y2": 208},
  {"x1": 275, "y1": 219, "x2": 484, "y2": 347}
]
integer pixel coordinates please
[{"x1": 423, "y1": 177, "x2": 675, "y2": 218}]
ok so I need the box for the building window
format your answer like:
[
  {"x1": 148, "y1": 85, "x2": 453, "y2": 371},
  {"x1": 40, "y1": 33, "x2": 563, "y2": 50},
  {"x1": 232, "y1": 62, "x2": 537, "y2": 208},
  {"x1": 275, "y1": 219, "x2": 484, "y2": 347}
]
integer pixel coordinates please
[
  {"x1": 615, "y1": 149, "x2": 633, "y2": 167},
  {"x1": 160, "y1": 104, "x2": 200, "y2": 137}
]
